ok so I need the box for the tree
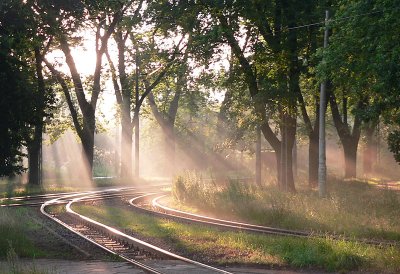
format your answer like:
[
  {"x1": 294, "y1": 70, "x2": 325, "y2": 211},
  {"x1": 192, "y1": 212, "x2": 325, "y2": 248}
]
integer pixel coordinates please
[
  {"x1": 106, "y1": 13, "x2": 187, "y2": 179},
  {"x1": 36, "y1": 0, "x2": 132, "y2": 177},
  {"x1": 0, "y1": 45, "x2": 33, "y2": 176},
  {"x1": 319, "y1": 0, "x2": 400, "y2": 174},
  {"x1": 0, "y1": 0, "x2": 53, "y2": 180},
  {"x1": 147, "y1": 39, "x2": 191, "y2": 176}
]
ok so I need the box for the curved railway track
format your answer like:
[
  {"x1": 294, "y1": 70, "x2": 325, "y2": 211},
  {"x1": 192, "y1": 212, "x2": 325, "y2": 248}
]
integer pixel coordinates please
[
  {"x1": 40, "y1": 188, "x2": 232, "y2": 274},
  {"x1": 3, "y1": 185, "x2": 398, "y2": 272},
  {"x1": 129, "y1": 193, "x2": 399, "y2": 247}
]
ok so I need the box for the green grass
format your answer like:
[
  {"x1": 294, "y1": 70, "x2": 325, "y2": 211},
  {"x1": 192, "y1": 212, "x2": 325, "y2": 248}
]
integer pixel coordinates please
[
  {"x1": 74, "y1": 204, "x2": 400, "y2": 272},
  {"x1": 171, "y1": 172, "x2": 400, "y2": 242},
  {"x1": 0, "y1": 208, "x2": 46, "y2": 259}
]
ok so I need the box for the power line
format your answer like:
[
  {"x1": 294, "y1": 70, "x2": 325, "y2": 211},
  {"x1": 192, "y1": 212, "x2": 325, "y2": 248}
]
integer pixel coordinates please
[{"x1": 275, "y1": 9, "x2": 384, "y2": 33}]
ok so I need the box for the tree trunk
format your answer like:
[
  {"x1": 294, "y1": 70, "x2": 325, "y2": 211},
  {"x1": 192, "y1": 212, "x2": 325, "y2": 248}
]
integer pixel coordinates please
[
  {"x1": 283, "y1": 122, "x2": 296, "y2": 192},
  {"x1": 161, "y1": 122, "x2": 175, "y2": 176},
  {"x1": 134, "y1": 109, "x2": 139, "y2": 180},
  {"x1": 256, "y1": 126, "x2": 262, "y2": 186},
  {"x1": 284, "y1": 142, "x2": 295, "y2": 192},
  {"x1": 82, "y1": 134, "x2": 94, "y2": 177},
  {"x1": 276, "y1": 115, "x2": 296, "y2": 192},
  {"x1": 275, "y1": 146, "x2": 282, "y2": 186},
  {"x1": 308, "y1": 130, "x2": 319, "y2": 187},
  {"x1": 120, "y1": 106, "x2": 133, "y2": 179},
  {"x1": 81, "y1": 113, "x2": 95, "y2": 177},
  {"x1": 28, "y1": 48, "x2": 45, "y2": 186},
  {"x1": 343, "y1": 140, "x2": 358, "y2": 178},
  {"x1": 28, "y1": 140, "x2": 40, "y2": 185},
  {"x1": 329, "y1": 89, "x2": 363, "y2": 180},
  {"x1": 363, "y1": 122, "x2": 377, "y2": 176}
]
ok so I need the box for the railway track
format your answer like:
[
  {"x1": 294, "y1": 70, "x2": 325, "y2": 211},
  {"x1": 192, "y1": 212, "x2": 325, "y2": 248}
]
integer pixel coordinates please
[
  {"x1": 0, "y1": 188, "x2": 139, "y2": 207},
  {"x1": 129, "y1": 193, "x2": 400, "y2": 247},
  {"x1": 0, "y1": 183, "x2": 167, "y2": 207},
  {"x1": 5, "y1": 185, "x2": 398, "y2": 272},
  {"x1": 40, "y1": 188, "x2": 232, "y2": 274}
]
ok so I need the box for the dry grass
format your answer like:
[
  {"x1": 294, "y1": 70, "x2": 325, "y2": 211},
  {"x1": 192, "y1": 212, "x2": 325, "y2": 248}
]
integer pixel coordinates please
[{"x1": 172, "y1": 172, "x2": 400, "y2": 241}]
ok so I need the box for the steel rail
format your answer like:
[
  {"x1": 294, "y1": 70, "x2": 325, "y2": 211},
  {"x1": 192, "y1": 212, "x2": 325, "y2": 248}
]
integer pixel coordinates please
[
  {"x1": 1, "y1": 181, "x2": 169, "y2": 204},
  {"x1": 41, "y1": 188, "x2": 164, "y2": 274},
  {"x1": 129, "y1": 193, "x2": 309, "y2": 237},
  {"x1": 129, "y1": 193, "x2": 399, "y2": 247},
  {"x1": 152, "y1": 195, "x2": 309, "y2": 236},
  {"x1": 2, "y1": 190, "x2": 140, "y2": 208},
  {"x1": 66, "y1": 193, "x2": 232, "y2": 274},
  {"x1": 1, "y1": 184, "x2": 166, "y2": 207}
]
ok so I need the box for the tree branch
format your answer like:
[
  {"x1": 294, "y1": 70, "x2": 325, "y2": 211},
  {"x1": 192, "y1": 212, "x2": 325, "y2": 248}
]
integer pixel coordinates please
[
  {"x1": 148, "y1": 92, "x2": 167, "y2": 127},
  {"x1": 43, "y1": 58, "x2": 83, "y2": 138},
  {"x1": 58, "y1": 35, "x2": 91, "y2": 116},
  {"x1": 105, "y1": 47, "x2": 122, "y2": 104},
  {"x1": 218, "y1": 13, "x2": 280, "y2": 149},
  {"x1": 329, "y1": 89, "x2": 350, "y2": 139}
]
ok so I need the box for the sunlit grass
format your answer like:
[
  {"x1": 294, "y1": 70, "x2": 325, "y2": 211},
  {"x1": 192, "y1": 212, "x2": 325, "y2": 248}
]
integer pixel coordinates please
[
  {"x1": 74, "y1": 204, "x2": 400, "y2": 272},
  {"x1": 171, "y1": 172, "x2": 400, "y2": 242}
]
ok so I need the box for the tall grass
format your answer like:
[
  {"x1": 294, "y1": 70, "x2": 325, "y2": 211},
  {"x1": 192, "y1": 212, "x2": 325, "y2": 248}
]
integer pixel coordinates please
[{"x1": 172, "y1": 172, "x2": 400, "y2": 241}]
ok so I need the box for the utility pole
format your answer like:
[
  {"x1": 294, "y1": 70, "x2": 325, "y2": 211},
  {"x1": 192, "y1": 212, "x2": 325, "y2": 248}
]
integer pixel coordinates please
[
  {"x1": 256, "y1": 125, "x2": 262, "y2": 186},
  {"x1": 115, "y1": 116, "x2": 119, "y2": 177},
  {"x1": 318, "y1": 10, "x2": 330, "y2": 197},
  {"x1": 134, "y1": 51, "x2": 140, "y2": 181}
]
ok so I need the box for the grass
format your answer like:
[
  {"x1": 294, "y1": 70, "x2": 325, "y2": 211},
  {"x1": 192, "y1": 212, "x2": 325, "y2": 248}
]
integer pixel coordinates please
[
  {"x1": 74, "y1": 204, "x2": 400, "y2": 272},
  {"x1": 0, "y1": 208, "x2": 46, "y2": 259},
  {"x1": 171, "y1": 172, "x2": 400, "y2": 242}
]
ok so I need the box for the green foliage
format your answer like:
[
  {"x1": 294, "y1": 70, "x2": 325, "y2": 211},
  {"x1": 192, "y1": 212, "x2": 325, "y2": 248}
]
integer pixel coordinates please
[
  {"x1": 319, "y1": 0, "x2": 400, "y2": 160},
  {"x1": 388, "y1": 131, "x2": 400, "y2": 164},
  {"x1": 0, "y1": 0, "x2": 57, "y2": 177},
  {"x1": 0, "y1": 43, "x2": 33, "y2": 176}
]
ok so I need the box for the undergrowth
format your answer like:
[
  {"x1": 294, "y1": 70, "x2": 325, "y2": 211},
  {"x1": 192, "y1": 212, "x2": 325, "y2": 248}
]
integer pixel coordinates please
[{"x1": 172, "y1": 171, "x2": 400, "y2": 241}]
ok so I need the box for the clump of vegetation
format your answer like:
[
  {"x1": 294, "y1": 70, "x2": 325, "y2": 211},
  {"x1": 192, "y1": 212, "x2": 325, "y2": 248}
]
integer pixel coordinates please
[
  {"x1": 172, "y1": 171, "x2": 217, "y2": 205},
  {"x1": 172, "y1": 172, "x2": 400, "y2": 241},
  {"x1": 75, "y1": 204, "x2": 400, "y2": 272}
]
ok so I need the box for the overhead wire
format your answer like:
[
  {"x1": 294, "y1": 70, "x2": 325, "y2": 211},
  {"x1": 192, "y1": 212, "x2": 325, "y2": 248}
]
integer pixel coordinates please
[{"x1": 271, "y1": 9, "x2": 384, "y2": 34}]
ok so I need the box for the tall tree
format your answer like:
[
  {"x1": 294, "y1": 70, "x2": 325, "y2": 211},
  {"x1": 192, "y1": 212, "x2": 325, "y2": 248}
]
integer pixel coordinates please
[
  {"x1": 147, "y1": 40, "x2": 190, "y2": 175},
  {"x1": 106, "y1": 16, "x2": 187, "y2": 180},
  {"x1": 36, "y1": 0, "x2": 132, "y2": 177},
  {"x1": 318, "y1": 0, "x2": 400, "y2": 175},
  {"x1": 0, "y1": 0, "x2": 53, "y2": 181}
]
